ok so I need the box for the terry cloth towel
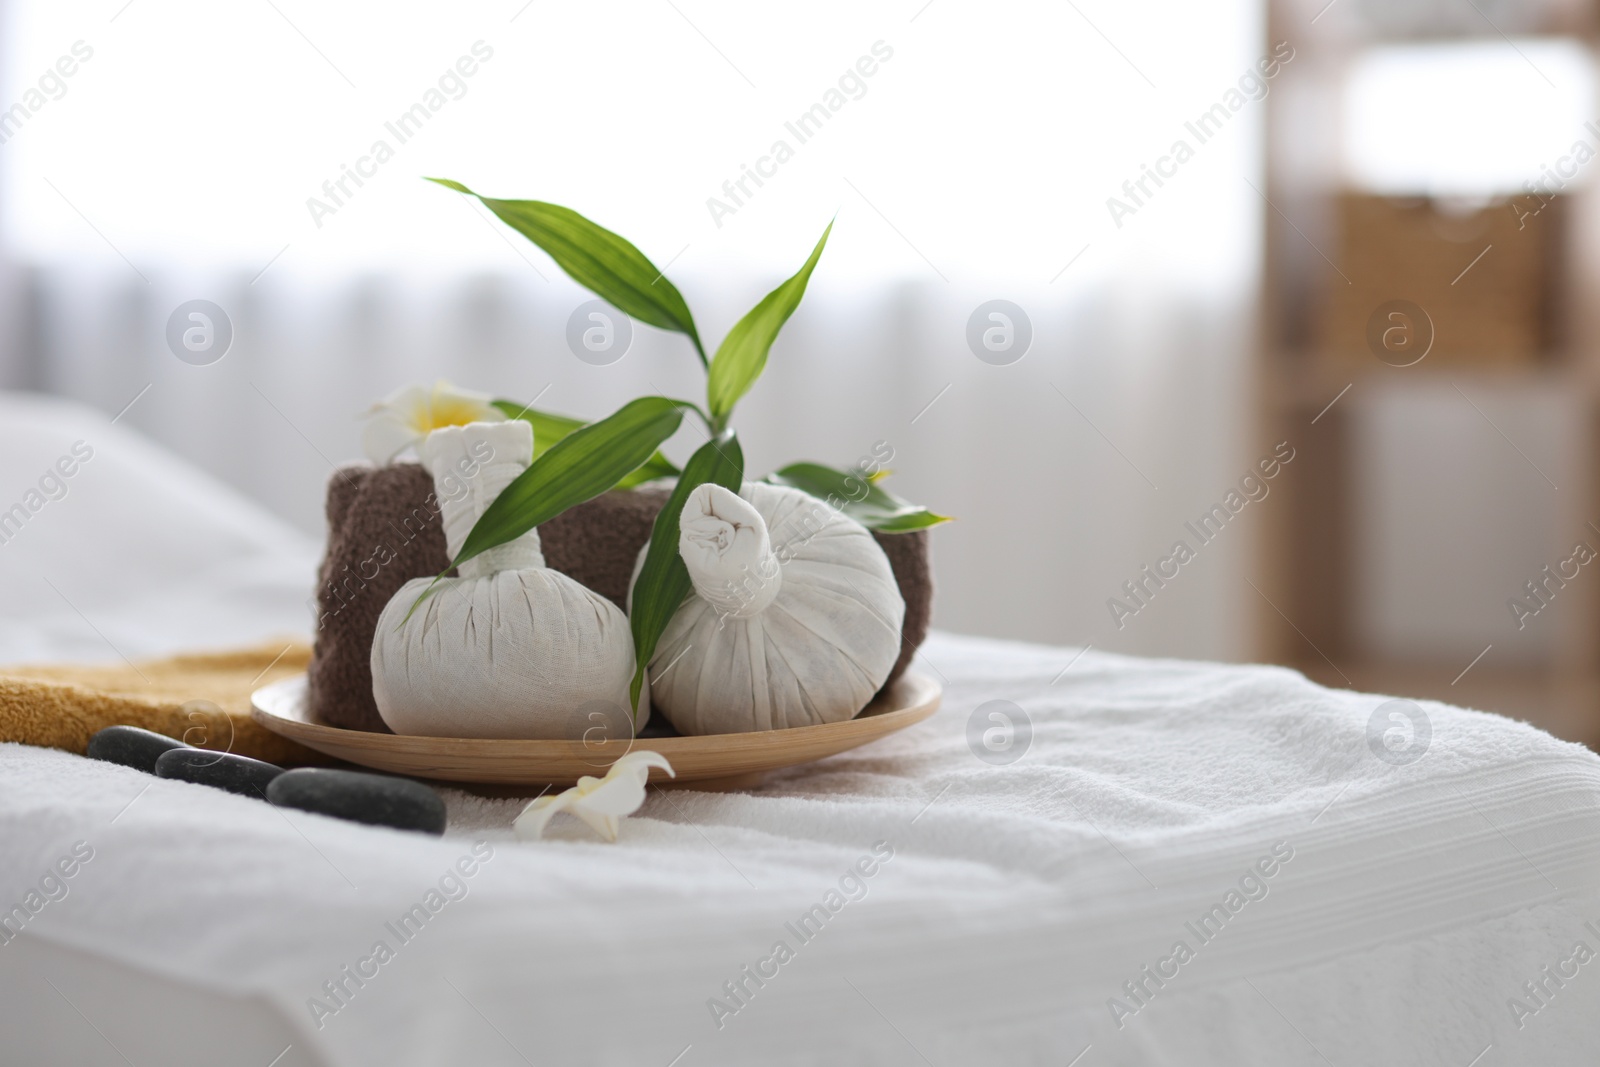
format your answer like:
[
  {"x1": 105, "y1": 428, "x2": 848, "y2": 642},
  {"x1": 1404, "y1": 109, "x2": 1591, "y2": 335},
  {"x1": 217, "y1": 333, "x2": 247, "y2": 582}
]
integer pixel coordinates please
[
  {"x1": 0, "y1": 640, "x2": 327, "y2": 765},
  {"x1": 4, "y1": 634, "x2": 1600, "y2": 1067}
]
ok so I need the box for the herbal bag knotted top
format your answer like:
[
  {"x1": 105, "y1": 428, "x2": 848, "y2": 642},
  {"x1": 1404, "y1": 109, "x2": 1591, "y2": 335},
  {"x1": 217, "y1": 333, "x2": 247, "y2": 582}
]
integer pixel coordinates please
[
  {"x1": 634, "y1": 482, "x2": 904, "y2": 735},
  {"x1": 371, "y1": 420, "x2": 645, "y2": 738}
]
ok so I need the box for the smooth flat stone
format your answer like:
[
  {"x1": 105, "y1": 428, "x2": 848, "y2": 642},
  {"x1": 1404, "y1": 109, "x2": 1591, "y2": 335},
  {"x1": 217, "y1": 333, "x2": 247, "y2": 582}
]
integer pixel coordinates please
[
  {"x1": 154, "y1": 748, "x2": 284, "y2": 798},
  {"x1": 266, "y1": 768, "x2": 447, "y2": 835},
  {"x1": 86, "y1": 725, "x2": 189, "y2": 774}
]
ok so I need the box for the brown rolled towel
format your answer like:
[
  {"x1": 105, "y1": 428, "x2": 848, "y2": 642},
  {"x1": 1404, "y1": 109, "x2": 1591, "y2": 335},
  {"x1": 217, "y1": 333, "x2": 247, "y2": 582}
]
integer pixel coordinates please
[
  {"x1": 308, "y1": 465, "x2": 933, "y2": 731},
  {"x1": 540, "y1": 486, "x2": 673, "y2": 608},
  {"x1": 306, "y1": 464, "x2": 452, "y2": 734},
  {"x1": 874, "y1": 526, "x2": 933, "y2": 688}
]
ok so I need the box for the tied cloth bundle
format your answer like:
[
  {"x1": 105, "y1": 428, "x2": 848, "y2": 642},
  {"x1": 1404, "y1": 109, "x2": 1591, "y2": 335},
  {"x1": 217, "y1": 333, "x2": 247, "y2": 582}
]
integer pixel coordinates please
[
  {"x1": 0, "y1": 640, "x2": 327, "y2": 765},
  {"x1": 371, "y1": 420, "x2": 644, "y2": 738},
  {"x1": 634, "y1": 482, "x2": 905, "y2": 735}
]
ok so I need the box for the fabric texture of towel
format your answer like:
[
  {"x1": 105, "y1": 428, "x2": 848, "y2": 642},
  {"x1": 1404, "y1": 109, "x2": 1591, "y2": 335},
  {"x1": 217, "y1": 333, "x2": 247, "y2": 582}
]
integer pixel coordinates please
[
  {"x1": 306, "y1": 464, "x2": 452, "y2": 733},
  {"x1": 3, "y1": 632, "x2": 1600, "y2": 1067},
  {"x1": 0, "y1": 640, "x2": 326, "y2": 765}
]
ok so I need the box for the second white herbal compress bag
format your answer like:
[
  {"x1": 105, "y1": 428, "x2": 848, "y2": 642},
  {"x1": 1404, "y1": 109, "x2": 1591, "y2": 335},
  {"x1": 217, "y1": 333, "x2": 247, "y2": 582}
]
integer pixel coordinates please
[
  {"x1": 371, "y1": 420, "x2": 646, "y2": 738},
  {"x1": 634, "y1": 482, "x2": 903, "y2": 735}
]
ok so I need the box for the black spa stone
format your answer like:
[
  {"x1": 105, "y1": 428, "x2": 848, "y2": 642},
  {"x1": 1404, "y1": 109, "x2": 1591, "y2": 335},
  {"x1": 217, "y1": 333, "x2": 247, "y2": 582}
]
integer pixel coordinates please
[
  {"x1": 266, "y1": 768, "x2": 447, "y2": 836},
  {"x1": 86, "y1": 725, "x2": 189, "y2": 774},
  {"x1": 154, "y1": 748, "x2": 284, "y2": 797}
]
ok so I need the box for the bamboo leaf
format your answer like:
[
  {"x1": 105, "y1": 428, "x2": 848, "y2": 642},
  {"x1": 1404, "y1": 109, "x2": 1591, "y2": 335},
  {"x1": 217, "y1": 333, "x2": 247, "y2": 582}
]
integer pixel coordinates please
[
  {"x1": 455, "y1": 397, "x2": 688, "y2": 570},
  {"x1": 429, "y1": 179, "x2": 706, "y2": 364},
  {"x1": 628, "y1": 431, "x2": 744, "y2": 712},
  {"x1": 765, "y1": 461, "x2": 951, "y2": 532},
  {"x1": 491, "y1": 399, "x2": 680, "y2": 487},
  {"x1": 706, "y1": 220, "x2": 832, "y2": 421}
]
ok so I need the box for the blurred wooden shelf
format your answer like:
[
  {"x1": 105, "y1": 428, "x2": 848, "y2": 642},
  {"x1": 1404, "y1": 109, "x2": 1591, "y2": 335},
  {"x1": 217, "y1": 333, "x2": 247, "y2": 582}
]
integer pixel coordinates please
[{"x1": 1255, "y1": 0, "x2": 1600, "y2": 752}]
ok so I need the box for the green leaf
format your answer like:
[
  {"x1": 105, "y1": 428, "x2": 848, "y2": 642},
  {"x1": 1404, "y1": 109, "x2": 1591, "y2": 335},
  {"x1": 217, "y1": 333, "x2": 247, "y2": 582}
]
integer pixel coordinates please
[
  {"x1": 429, "y1": 178, "x2": 706, "y2": 366},
  {"x1": 628, "y1": 430, "x2": 744, "y2": 713},
  {"x1": 706, "y1": 220, "x2": 832, "y2": 422},
  {"x1": 455, "y1": 397, "x2": 689, "y2": 570},
  {"x1": 765, "y1": 461, "x2": 952, "y2": 532},
  {"x1": 491, "y1": 399, "x2": 680, "y2": 487}
]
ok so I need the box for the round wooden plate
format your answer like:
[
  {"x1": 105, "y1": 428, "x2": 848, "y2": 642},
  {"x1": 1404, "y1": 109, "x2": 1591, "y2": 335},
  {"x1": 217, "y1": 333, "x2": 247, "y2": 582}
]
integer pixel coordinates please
[{"x1": 251, "y1": 672, "x2": 941, "y2": 790}]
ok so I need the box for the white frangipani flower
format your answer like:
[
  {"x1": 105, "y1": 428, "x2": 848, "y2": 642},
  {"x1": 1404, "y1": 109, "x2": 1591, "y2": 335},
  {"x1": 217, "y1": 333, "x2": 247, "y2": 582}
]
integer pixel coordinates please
[
  {"x1": 514, "y1": 750, "x2": 675, "y2": 842},
  {"x1": 361, "y1": 380, "x2": 506, "y2": 464}
]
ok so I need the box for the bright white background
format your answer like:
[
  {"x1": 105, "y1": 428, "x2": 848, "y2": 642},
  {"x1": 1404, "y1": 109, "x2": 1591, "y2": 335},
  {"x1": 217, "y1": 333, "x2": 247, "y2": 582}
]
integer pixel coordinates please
[
  {"x1": 0, "y1": 0, "x2": 1273, "y2": 663},
  {"x1": 6, "y1": 0, "x2": 1590, "y2": 668},
  {"x1": 1, "y1": 0, "x2": 1259, "y2": 286}
]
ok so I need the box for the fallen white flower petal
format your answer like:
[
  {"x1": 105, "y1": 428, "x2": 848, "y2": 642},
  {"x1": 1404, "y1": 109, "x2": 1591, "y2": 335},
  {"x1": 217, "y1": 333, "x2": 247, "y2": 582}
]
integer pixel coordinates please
[
  {"x1": 514, "y1": 750, "x2": 675, "y2": 842},
  {"x1": 361, "y1": 380, "x2": 505, "y2": 464}
]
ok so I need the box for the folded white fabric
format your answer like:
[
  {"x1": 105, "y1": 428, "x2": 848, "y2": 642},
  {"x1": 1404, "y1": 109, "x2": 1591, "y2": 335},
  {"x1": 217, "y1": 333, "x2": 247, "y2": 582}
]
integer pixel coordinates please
[
  {"x1": 638, "y1": 482, "x2": 904, "y2": 735},
  {"x1": 4, "y1": 634, "x2": 1600, "y2": 1067},
  {"x1": 371, "y1": 420, "x2": 644, "y2": 738}
]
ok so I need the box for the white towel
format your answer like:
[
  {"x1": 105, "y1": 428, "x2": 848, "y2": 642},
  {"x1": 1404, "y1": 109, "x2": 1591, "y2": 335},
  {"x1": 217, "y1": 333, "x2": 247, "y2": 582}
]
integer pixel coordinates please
[{"x1": 3, "y1": 633, "x2": 1598, "y2": 1066}]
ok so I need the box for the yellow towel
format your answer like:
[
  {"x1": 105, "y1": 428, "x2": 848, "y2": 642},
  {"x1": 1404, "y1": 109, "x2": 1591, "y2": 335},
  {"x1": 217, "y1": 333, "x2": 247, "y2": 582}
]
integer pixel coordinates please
[{"x1": 0, "y1": 639, "x2": 331, "y2": 766}]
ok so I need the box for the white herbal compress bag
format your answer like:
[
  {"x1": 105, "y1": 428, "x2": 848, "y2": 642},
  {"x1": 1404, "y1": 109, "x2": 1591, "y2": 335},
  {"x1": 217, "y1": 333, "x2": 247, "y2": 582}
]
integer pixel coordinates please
[
  {"x1": 634, "y1": 482, "x2": 903, "y2": 735},
  {"x1": 371, "y1": 420, "x2": 646, "y2": 737}
]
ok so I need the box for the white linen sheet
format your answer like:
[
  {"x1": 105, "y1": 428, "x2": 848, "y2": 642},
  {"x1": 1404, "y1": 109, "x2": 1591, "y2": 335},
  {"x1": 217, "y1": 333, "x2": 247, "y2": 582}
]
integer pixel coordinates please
[{"x1": 1, "y1": 393, "x2": 1598, "y2": 1066}]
